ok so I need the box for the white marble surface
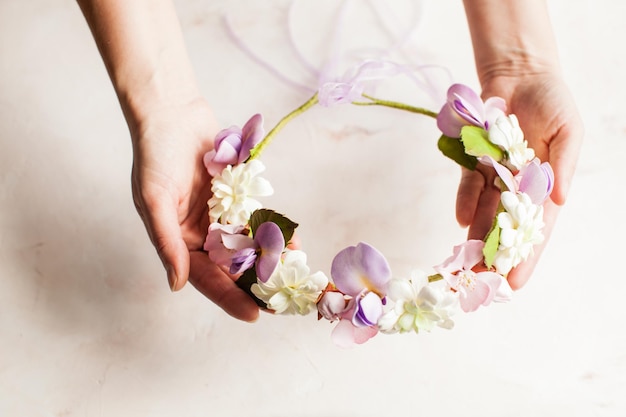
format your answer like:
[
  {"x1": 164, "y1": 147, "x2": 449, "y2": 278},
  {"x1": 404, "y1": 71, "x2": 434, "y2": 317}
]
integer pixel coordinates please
[{"x1": 1, "y1": 0, "x2": 625, "y2": 416}]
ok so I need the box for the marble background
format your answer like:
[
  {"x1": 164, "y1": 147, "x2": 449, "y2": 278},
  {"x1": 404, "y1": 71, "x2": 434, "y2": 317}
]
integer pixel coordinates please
[{"x1": 1, "y1": 0, "x2": 625, "y2": 416}]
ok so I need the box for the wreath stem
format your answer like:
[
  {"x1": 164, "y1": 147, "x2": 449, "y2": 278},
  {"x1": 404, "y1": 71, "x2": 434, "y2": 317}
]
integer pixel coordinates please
[
  {"x1": 248, "y1": 93, "x2": 319, "y2": 160},
  {"x1": 354, "y1": 94, "x2": 439, "y2": 119}
]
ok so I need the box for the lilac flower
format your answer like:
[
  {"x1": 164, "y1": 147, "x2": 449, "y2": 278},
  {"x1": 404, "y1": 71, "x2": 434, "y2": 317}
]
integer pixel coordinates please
[
  {"x1": 203, "y1": 221, "x2": 284, "y2": 280},
  {"x1": 203, "y1": 114, "x2": 265, "y2": 176},
  {"x1": 331, "y1": 242, "x2": 391, "y2": 298},
  {"x1": 436, "y1": 83, "x2": 506, "y2": 138},
  {"x1": 327, "y1": 242, "x2": 392, "y2": 346},
  {"x1": 435, "y1": 240, "x2": 513, "y2": 313}
]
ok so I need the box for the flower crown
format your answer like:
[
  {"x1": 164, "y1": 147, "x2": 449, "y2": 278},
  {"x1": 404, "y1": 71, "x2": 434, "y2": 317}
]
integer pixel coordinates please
[{"x1": 203, "y1": 81, "x2": 554, "y2": 348}]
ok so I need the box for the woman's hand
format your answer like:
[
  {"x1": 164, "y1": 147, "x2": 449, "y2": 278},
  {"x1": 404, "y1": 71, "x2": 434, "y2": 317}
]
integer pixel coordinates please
[
  {"x1": 456, "y1": 72, "x2": 583, "y2": 288},
  {"x1": 130, "y1": 97, "x2": 260, "y2": 321}
]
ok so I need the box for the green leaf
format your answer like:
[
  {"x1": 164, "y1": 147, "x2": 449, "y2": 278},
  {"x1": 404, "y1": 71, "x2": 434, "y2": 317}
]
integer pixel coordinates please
[
  {"x1": 437, "y1": 134, "x2": 478, "y2": 170},
  {"x1": 483, "y1": 223, "x2": 501, "y2": 269},
  {"x1": 460, "y1": 126, "x2": 504, "y2": 161},
  {"x1": 236, "y1": 267, "x2": 267, "y2": 308},
  {"x1": 249, "y1": 208, "x2": 299, "y2": 245}
]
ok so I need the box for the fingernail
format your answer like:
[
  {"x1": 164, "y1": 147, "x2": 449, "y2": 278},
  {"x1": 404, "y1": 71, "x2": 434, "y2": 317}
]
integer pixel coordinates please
[{"x1": 166, "y1": 265, "x2": 178, "y2": 292}]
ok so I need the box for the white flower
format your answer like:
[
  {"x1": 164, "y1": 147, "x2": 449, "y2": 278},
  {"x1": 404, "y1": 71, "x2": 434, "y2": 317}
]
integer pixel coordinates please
[
  {"x1": 377, "y1": 270, "x2": 458, "y2": 334},
  {"x1": 251, "y1": 250, "x2": 329, "y2": 315},
  {"x1": 493, "y1": 191, "x2": 545, "y2": 275},
  {"x1": 208, "y1": 159, "x2": 273, "y2": 225},
  {"x1": 488, "y1": 114, "x2": 535, "y2": 170}
]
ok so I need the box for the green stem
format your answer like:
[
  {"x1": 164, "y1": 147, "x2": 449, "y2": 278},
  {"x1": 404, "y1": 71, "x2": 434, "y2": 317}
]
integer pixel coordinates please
[
  {"x1": 248, "y1": 93, "x2": 319, "y2": 161},
  {"x1": 428, "y1": 273, "x2": 443, "y2": 283},
  {"x1": 353, "y1": 94, "x2": 438, "y2": 119}
]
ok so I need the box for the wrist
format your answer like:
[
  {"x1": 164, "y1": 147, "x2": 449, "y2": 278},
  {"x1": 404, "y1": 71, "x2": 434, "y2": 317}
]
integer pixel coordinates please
[
  {"x1": 463, "y1": 0, "x2": 561, "y2": 86},
  {"x1": 116, "y1": 63, "x2": 201, "y2": 138}
]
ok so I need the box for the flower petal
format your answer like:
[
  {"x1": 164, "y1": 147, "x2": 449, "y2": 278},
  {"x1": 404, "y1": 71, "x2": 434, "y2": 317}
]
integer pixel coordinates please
[
  {"x1": 519, "y1": 158, "x2": 555, "y2": 204},
  {"x1": 480, "y1": 156, "x2": 517, "y2": 192},
  {"x1": 436, "y1": 103, "x2": 467, "y2": 138},
  {"x1": 352, "y1": 291, "x2": 383, "y2": 327},
  {"x1": 229, "y1": 247, "x2": 257, "y2": 275},
  {"x1": 238, "y1": 114, "x2": 265, "y2": 164},
  {"x1": 317, "y1": 291, "x2": 348, "y2": 321},
  {"x1": 458, "y1": 280, "x2": 491, "y2": 313},
  {"x1": 435, "y1": 240, "x2": 484, "y2": 274},
  {"x1": 255, "y1": 222, "x2": 285, "y2": 283},
  {"x1": 330, "y1": 318, "x2": 378, "y2": 348},
  {"x1": 331, "y1": 242, "x2": 391, "y2": 296},
  {"x1": 212, "y1": 139, "x2": 240, "y2": 165},
  {"x1": 483, "y1": 96, "x2": 507, "y2": 128},
  {"x1": 221, "y1": 233, "x2": 256, "y2": 251}
]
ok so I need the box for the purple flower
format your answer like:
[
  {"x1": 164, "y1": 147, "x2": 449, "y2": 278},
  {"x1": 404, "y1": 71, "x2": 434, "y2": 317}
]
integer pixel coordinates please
[
  {"x1": 327, "y1": 242, "x2": 392, "y2": 346},
  {"x1": 436, "y1": 84, "x2": 506, "y2": 138},
  {"x1": 203, "y1": 114, "x2": 265, "y2": 176},
  {"x1": 203, "y1": 221, "x2": 284, "y2": 280},
  {"x1": 331, "y1": 242, "x2": 391, "y2": 298}
]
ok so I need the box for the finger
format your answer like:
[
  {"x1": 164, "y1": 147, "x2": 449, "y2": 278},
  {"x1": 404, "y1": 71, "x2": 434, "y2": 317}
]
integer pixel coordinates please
[
  {"x1": 456, "y1": 168, "x2": 484, "y2": 227},
  {"x1": 506, "y1": 199, "x2": 560, "y2": 290},
  {"x1": 139, "y1": 189, "x2": 190, "y2": 292},
  {"x1": 547, "y1": 123, "x2": 583, "y2": 206},
  {"x1": 188, "y1": 251, "x2": 260, "y2": 322},
  {"x1": 287, "y1": 231, "x2": 301, "y2": 250},
  {"x1": 467, "y1": 174, "x2": 501, "y2": 241}
]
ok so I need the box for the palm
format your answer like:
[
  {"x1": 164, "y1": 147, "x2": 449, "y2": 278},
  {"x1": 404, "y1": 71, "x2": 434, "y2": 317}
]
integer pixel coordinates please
[
  {"x1": 131, "y1": 98, "x2": 260, "y2": 321},
  {"x1": 457, "y1": 73, "x2": 583, "y2": 288}
]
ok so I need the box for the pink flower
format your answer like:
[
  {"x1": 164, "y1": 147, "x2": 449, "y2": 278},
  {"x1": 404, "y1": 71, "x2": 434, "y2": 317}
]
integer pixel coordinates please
[
  {"x1": 517, "y1": 158, "x2": 554, "y2": 204},
  {"x1": 204, "y1": 223, "x2": 254, "y2": 271},
  {"x1": 330, "y1": 303, "x2": 379, "y2": 349},
  {"x1": 435, "y1": 240, "x2": 513, "y2": 313},
  {"x1": 203, "y1": 114, "x2": 265, "y2": 176},
  {"x1": 482, "y1": 156, "x2": 554, "y2": 204},
  {"x1": 436, "y1": 84, "x2": 506, "y2": 138}
]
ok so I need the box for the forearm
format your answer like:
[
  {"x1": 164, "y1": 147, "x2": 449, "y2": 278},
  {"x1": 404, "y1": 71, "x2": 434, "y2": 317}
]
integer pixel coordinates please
[
  {"x1": 77, "y1": 0, "x2": 199, "y2": 132},
  {"x1": 462, "y1": 0, "x2": 561, "y2": 84}
]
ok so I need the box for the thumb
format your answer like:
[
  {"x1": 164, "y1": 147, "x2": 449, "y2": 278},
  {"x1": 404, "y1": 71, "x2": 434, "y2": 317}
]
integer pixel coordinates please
[{"x1": 141, "y1": 194, "x2": 190, "y2": 291}]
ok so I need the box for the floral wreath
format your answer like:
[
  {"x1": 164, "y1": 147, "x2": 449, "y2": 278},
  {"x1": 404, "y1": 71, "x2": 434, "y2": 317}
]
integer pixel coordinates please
[{"x1": 203, "y1": 75, "x2": 554, "y2": 348}]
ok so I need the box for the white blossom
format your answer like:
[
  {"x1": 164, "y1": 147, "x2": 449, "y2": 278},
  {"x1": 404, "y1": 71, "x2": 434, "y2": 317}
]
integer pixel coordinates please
[
  {"x1": 494, "y1": 191, "x2": 545, "y2": 275},
  {"x1": 488, "y1": 114, "x2": 535, "y2": 170},
  {"x1": 378, "y1": 270, "x2": 458, "y2": 334},
  {"x1": 251, "y1": 250, "x2": 329, "y2": 315},
  {"x1": 208, "y1": 160, "x2": 273, "y2": 225}
]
